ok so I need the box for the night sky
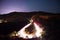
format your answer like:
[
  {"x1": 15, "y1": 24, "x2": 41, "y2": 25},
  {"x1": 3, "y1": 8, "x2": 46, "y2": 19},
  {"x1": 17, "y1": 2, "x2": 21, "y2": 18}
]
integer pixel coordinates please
[{"x1": 0, "y1": 0, "x2": 59, "y2": 14}]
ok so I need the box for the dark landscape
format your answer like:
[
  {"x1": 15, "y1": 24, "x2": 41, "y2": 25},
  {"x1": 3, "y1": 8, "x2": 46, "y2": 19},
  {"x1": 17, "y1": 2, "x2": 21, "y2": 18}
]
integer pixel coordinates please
[{"x1": 0, "y1": 11, "x2": 60, "y2": 40}]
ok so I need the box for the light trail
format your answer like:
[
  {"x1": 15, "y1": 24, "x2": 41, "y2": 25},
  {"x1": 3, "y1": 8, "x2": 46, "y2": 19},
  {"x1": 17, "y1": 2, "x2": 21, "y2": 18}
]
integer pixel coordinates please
[{"x1": 17, "y1": 19, "x2": 43, "y2": 39}]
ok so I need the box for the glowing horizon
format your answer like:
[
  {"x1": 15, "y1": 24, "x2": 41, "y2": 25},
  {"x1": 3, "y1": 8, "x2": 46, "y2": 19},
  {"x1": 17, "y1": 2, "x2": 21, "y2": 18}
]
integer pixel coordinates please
[{"x1": 0, "y1": 0, "x2": 59, "y2": 14}]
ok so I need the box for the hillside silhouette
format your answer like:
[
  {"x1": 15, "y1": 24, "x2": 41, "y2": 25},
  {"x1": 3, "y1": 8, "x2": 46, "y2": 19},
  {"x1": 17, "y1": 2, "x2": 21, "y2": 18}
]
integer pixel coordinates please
[{"x1": 0, "y1": 11, "x2": 59, "y2": 22}]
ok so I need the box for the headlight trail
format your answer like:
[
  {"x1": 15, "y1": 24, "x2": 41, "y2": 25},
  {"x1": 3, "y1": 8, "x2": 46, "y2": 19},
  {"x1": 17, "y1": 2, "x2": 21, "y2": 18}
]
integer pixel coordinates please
[
  {"x1": 17, "y1": 19, "x2": 43, "y2": 39},
  {"x1": 17, "y1": 23, "x2": 32, "y2": 39},
  {"x1": 33, "y1": 22, "x2": 43, "y2": 37}
]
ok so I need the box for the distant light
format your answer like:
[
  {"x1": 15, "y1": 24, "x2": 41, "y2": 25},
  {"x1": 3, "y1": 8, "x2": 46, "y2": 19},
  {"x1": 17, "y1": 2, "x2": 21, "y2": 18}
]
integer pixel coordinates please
[
  {"x1": 0, "y1": 19, "x2": 8, "y2": 23},
  {"x1": 4, "y1": 20, "x2": 7, "y2": 23},
  {"x1": 9, "y1": 31, "x2": 17, "y2": 37},
  {"x1": 0, "y1": 19, "x2": 3, "y2": 23}
]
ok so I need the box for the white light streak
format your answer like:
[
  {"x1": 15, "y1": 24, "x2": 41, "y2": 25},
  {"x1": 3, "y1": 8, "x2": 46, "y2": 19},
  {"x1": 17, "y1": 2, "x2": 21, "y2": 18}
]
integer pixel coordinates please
[
  {"x1": 33, "y1": 22, "x2": 43, "y2": 37},
  {"x1": 17, "y1": 21, "x2": 43, "y2": 39}
]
